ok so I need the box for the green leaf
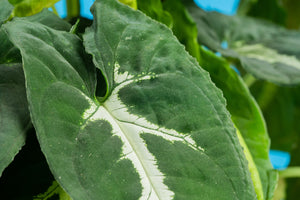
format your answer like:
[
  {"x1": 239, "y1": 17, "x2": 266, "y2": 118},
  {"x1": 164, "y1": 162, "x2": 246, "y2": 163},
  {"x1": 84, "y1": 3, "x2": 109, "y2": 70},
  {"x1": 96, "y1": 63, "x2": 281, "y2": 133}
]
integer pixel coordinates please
[
  {"x1": 34, "y1": 181, "x2": 71, "y2": 200},
  {"x1": 0, "y1": 28, "x2": 21, "y2": 64},
  {"x1": 0, "y1": 63, "x2": 30, "y2": 176},
  {"x1": 0, "y1": 0, "x2": 13, "y2": 25},
  {"x1": 161, "y1": 0, "x2": 201, "y2": 62},
  {"x1": 0, "y1": 128, "x2": 56, "y2": 199},
  {"x1": 9, "y1": 0, "x2": 59, "y2": 17},
  {"x1": 199, "y1": 47, "x2": 277, "y2": 200},
  {"x1": 119, "y1": 0, "x2": 137, "y2": 10},
  {"x1": 137, "y1": 0, "x2": 173, "y2": 28},
  {"x1": 183, "y1": 0, "x2": 300, "y2": 85},
  {"x1": 25, "y1": 9, "x2": 71, "y2": 31},
  {"x1": 4, "y1": 0, "x2": 257, "y2": 199}
]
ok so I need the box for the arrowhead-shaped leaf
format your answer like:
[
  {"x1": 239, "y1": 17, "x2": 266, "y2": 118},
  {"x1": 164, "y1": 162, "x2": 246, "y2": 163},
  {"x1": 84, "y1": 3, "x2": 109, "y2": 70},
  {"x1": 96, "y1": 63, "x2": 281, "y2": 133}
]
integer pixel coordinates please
[
  {"x1": 4, "y1": 0, "x2": 257, "y2": 199},
  {"x1": 183, "y1": 0, "x2": 300, "y2": 85}
]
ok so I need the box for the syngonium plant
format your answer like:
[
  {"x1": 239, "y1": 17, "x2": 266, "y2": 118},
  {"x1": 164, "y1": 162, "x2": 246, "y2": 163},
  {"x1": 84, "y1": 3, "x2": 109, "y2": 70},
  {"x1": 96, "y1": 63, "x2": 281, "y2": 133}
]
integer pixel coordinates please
[{"x1": 1, "y1": 0, "x2": 300, "y2": 199}]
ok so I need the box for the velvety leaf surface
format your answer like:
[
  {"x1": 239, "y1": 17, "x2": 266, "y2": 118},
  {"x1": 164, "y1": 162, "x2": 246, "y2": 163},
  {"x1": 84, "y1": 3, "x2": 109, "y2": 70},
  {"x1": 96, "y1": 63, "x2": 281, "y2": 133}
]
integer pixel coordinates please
[
  {"x1": 183, "y1": 0, "x2": 300, "y2": 85},
  {"x1": 199, "y1": 47, "x2": 277, "y2": 200},
  {"x1": 84, "y1": 0, "x2": 255, "y2": 199},
  {"x1": 0, "y1": 0, "x2": 13, "y2": 26},
  {"x1": 9, "y1": 0, "x2": 59, "y2": 17},
  {"x1": 0, "y1": 63, "x2": 30, "y2": 176},
  {"x1": 4, "y1": 0, "x2": 256, "y2": 199}
]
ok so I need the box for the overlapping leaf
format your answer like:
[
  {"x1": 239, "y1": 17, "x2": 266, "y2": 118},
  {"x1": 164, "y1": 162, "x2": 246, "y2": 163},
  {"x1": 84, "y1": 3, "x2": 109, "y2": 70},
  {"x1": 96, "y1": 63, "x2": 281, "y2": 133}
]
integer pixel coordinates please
[
  {"x1": 0, "y1": 0, "x2": 13, "y2": 26},
  {"x1": 4, "y1": 0, "x2": 257, "y2": 199},
  {"x1": 183, "y1": 0, "x2": 300, "y2": 85},
  {"x1": 0, "y1": 63, "x2": 30, "y2": 176},
  {"x1": 8, "y1": 0, "x2": 59, "y2": 17},
  {"x1": 198, "y1": 48, "x2": 277, "y2": 200}
]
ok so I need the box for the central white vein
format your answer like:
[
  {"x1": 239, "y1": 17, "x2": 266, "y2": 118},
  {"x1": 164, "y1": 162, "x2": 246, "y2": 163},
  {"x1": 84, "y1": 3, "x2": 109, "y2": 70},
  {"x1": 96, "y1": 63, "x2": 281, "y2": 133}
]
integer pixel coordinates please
[{"x1": 81, "y1": 64, "x2": 204, "y2": 200}]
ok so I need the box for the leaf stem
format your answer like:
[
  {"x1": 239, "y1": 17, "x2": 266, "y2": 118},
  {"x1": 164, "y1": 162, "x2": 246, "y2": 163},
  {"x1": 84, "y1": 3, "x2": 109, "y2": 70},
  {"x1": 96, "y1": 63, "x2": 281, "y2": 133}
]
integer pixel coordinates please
[
  {"x1": 243, "y1": 73, "x2": 256, "y2": 88},
  {"x1": 66, "y1": 0, "x2": 80, "y2": 19},
  {"x1": 279, "y1": 167, "x2": 300, "y2": 178}
]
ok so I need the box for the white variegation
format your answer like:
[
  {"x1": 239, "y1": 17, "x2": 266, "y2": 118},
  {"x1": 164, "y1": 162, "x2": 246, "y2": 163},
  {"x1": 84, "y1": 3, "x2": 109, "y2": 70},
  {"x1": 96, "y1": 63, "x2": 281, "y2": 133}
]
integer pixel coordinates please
[
  {"x1": 234, "y1": 44, "x2": 300, "y2": 70},
  {"x1": 80, "y1": 65, "x2": 204, "y2": 200}
]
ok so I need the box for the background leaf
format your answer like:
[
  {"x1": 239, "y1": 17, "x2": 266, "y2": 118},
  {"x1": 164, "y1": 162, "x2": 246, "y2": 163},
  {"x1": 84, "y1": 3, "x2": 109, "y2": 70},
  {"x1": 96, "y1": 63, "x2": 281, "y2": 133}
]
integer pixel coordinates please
[
  {"x1": 9, "y1": 0, "x2": 59, "y2": 17},
  {"x1": 183, "y1": 0, "x2": 300, "y2": 85},
  {"x1": 198, "y1": 48, "x2": 277, "y2": 200},
  {"x1": 0, "y1": 0, "x2": 13, "y2": 26}
]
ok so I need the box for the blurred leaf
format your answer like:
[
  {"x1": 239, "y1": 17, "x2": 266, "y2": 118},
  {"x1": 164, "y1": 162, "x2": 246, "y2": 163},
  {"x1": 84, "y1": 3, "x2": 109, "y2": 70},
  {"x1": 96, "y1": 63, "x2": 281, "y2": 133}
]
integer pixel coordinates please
[
  {"x1": 34, "y1": 181, "x2": 71, "y2": 200},
  {"x1": 161, "y1": 0, "x2": 201, "y2": 62},
  {"x1": 251, "y1": 82, "x2": 300, "y2": 152},
  {"x1": 119, "y1": 0, "x2": 137, "y2": 9},
  {"x1": 9, "y1": 0, "x2": 59, "y2": 17},
  {"x1": 239, "y1": 0, "x2": 286, "y2": 26},
  {"x1": 183, "y1": 0, "x2": 300, "y2": 85},
  {"x1": 0, "y1": 0, "x2": 13, "y2": 25},
  {"x1": 282, "y1": 0, "x2": 300, "y2": 29},
  {"x1": 251, "y1": 81, "x2": 300, "y2": 200},
  {"x1": 199, "y1": 47, "x2": 277, "y2": 200},
  {"x1": 137, "y1": 0, "x2": 173, "y2": 28}
]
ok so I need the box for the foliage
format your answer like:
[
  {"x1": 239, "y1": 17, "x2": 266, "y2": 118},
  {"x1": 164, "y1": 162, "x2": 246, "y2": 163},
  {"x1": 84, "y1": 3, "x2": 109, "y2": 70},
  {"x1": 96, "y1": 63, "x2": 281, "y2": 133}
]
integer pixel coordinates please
[{"x1": 0, "y1": 0, "x2": 299, "y2": 199}]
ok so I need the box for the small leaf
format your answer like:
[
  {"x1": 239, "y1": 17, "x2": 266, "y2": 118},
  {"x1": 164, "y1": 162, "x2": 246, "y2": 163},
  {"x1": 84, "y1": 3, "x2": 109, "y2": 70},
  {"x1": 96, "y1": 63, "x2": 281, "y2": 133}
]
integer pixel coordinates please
[
  {"x1": 0, "y1": 0, "x2": 13, "y2": 25},
  {"x1": 119, "y1": 0, "x2": 137, "y2": 10},
  {"x1": 9, "y1": 0, "x2": 60, "y2": 17},
  {"x1": 34, "y1": 181, "x2": 71, "y2": 200}
]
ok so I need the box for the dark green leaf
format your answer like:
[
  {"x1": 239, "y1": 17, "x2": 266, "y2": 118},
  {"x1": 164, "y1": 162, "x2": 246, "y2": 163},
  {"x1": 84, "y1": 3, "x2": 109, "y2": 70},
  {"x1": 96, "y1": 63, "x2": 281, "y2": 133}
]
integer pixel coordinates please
[
  {"x1": 0, "y1": 128, "x2": 55, "y2": 199},
  {"x1": 137, "y1": 0, "x2": 173, "y2": 28},
  {"x1": 4, "y1": 0, "x2": 257, "y2": 199},
  {"x1": 184, "y1": 0, "x2": 300, "y2": 85},
  {"x1": 0, "y1": 63, "x2": 30, "y2": 176},
  {"x1": 0, "y1": 0, "x2": 13, "y2": 26}
]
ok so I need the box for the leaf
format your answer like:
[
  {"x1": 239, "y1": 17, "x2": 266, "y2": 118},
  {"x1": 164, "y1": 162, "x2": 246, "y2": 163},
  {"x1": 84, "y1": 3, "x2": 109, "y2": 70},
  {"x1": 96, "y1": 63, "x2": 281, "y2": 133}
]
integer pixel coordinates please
[
  {"x1": 34, "y1": 181, "x2": 71, "y2": 200},
  {"x1": 0, "y1": 63, "x2": 30, "y2": 176},
  {"x1": 0, "y1": 0, "x2": 13, "y2": 26},
  {"x1": 4, "y1": 0, "x2": 257, "y2": 199},
  {"x1": 9, "y1": 0, "x2": 60, "y2": 17},
  {"x1": 0, "y1": 28, "x2": 21, "y2": 64},
  {"x1": 250, "y1": 81, "x2": 300, "y2": 200},
  {"x1": 0, "y1": 128, "x2": 55, "y2": 199},
  {"x1": 25, "y1": 9, "x2": 71, "y2": 31},
  {"x1": 119, "y1": 0, "x2": 137, "y2": 10},
  {"x1": 183, "y1": 0, "x2": 300, "y2": 85},
  {"x1": 161, "y1": 0, "x2": 201, "y2": 62},
  {"x1": 137, "y1": 0, "x2": 173, "y2": 28},
  {"x1": 198, "y1": 47, "x2": 277, "y2": 200}
]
